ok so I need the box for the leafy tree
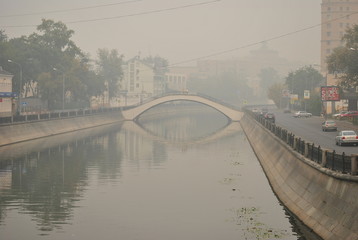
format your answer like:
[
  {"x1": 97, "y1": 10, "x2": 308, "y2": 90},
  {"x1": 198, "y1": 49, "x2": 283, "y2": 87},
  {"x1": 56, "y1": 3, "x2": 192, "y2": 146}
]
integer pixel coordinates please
[
  {"x1": 96, "y1": 49, "x2": 123, "y2": 100},
  {"x1": 267, "y1": 82, "x2": 285, "y2": 108},
  {"x1": 259, "y1": 68, "x2": 281, "y2": 93},
  {"x1": 142, "y1": 55, "x2": 168, "y2": 75},
  {"x1": 285, "y1": 66, "x2": 324, "y2": 99},
  {"x1": 29, "y1": 19, "x2": 83, "y2": 58},
  {"x1": 325, "y1": 25, "x2": 358, "y2": 90}
]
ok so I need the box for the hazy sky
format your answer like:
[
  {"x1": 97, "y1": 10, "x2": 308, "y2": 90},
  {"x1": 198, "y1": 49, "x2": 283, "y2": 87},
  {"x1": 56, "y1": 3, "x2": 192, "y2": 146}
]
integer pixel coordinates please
[{"x1": 0, "y1": 0, "x2": 322, "y2": 66}]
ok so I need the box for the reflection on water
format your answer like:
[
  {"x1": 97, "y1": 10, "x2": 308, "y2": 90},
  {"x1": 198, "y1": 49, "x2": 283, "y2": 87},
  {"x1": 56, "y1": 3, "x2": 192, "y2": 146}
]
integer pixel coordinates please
[{"x1": 0, "y1": 105, "x2": 319, "y2": 240}]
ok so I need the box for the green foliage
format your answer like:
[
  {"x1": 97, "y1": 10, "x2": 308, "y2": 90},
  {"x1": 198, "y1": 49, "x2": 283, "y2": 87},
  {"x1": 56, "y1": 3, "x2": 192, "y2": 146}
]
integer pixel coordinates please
[
  {"x1": 0, "y1": 19, "x2": 110, "y2": 110},
  {"x1": 285, "y1": 66, "x2": 324, "y2": 99},
  {"x1": 96, "y1": 48, "x2": 123, "y2": 99},
  {"x1": 142, "y1": 55, "x2": 168, "y2": 75},
  {"x1": 267, "y1": 82, "x2": 285, "y2": 107},
  {"x1": 326, "y1": 25, "x2": 358, "y2": 90}
]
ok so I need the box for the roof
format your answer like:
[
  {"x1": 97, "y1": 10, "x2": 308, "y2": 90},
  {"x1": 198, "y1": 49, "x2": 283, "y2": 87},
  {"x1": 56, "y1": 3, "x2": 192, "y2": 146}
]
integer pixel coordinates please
[{"x1": 0, "y1": 66, "x2": 13, "y2": 76}]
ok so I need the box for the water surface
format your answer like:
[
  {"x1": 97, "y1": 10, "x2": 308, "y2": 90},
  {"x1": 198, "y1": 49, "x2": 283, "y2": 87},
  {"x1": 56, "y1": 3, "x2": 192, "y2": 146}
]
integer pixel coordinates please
[{"x1": 0, "y1": 105, "x2": 315, "y2": 239}]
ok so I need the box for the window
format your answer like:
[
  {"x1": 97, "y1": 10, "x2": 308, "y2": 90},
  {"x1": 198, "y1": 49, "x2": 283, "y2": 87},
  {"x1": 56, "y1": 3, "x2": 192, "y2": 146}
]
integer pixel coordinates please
[{"x1": 327, "y1": 32, "x2": 331, "y2": 37}]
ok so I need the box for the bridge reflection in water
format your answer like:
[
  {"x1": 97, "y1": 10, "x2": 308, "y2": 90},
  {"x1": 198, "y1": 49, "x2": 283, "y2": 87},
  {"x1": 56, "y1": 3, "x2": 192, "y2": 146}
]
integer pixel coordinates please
[{"x1": 0, "y1": 106, "x2": 320, "y2": 240}]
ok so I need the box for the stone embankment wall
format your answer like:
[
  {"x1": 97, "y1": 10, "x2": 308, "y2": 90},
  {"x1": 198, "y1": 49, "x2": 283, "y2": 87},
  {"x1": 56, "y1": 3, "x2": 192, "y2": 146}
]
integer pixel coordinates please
[
  {"x1": 0, "y1": 112, "x2": 123, "y2": 147},
  {"x1": 240, "y1": 114, "x2": 358, "y2": 240}
]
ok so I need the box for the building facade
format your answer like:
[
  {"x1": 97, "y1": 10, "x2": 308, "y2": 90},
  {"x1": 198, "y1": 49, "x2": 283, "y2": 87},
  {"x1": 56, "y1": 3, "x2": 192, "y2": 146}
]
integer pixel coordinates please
[
  {"x1": 321, "y1": 0, "x2": 358, "y2": 75},
  {"x1": 321, "y1": 0, "x2": 358, "y2": 112},
  {"x1": 0, "y1": 66, "x2": 14, "y2": 116},
  {"x1": 165, "y1": 72, "x2": 188, "y2": 92},
  {"x1": 122, "y1": 58, "x2": 155, "y2": 97}
]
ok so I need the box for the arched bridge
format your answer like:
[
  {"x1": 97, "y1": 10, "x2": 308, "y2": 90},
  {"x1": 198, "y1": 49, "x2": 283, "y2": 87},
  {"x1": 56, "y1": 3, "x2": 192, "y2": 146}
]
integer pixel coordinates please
[{"x1": 121, "y1": 94, "x2": 243, "y2": 121}]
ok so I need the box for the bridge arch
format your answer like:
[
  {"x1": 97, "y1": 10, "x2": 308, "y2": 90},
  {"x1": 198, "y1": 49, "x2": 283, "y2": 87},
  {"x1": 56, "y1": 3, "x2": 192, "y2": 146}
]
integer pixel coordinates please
[{"x1": 121, "y1": 94, "x2": 243, "y2": 121}]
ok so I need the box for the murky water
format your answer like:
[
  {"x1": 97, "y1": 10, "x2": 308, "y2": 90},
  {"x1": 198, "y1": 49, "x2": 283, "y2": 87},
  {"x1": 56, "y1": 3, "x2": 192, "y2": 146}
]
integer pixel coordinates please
[{"x1": 0, "y1": 105, "x2": 317, "y2": 239}]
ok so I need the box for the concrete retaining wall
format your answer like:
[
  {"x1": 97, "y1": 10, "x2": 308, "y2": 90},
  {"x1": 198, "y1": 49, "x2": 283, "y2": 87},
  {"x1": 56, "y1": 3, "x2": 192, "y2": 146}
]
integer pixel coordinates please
[
  {"x1": 0, "y1": 112, "x2": 123, "y2": 147},
  {"x1": 240, "y1": 114, "x2": 358, "y2": 240}
]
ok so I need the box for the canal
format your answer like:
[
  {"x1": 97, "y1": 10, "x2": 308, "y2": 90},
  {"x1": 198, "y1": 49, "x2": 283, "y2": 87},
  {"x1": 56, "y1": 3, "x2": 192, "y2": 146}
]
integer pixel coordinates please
[{"x1": 0, "y1": 104, "x2": 319, "y2": 239}]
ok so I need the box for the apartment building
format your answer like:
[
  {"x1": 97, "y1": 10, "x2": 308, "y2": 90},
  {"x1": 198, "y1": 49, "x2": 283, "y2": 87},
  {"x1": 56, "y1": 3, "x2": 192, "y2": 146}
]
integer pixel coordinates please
[
  {"x1": 122, "y1": 57, "x2": 155, "y2": 97},
  {"x1": 321, "y1": 0, "x2": 358, "y2": 76},
  {"x1": 165, "y1": 72, "x2": 188, "y2": 92}
]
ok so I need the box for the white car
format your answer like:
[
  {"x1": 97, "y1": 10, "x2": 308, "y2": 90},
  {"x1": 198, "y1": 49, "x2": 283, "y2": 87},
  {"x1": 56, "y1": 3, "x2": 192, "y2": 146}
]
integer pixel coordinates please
[
  {"x1": 293, "y1": 111, "x2": 312, "y2": 118},
  {"x1": 335, "y1": 130, "x2": 358, "y2": 146}
]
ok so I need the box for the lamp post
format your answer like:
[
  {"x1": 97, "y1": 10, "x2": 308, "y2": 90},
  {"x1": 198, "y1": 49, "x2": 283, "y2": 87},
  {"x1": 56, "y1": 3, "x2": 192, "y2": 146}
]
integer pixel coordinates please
[
  {"x1": 8, "y1": 59, "x2": 22, "y2": 114},
  {"x1": 53, "y1": 68, "x2": 65, "y2": 110}
]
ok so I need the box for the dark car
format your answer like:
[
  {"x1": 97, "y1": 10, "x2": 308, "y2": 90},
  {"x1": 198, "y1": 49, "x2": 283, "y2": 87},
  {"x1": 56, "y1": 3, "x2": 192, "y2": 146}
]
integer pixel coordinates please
[{"x1": 264, "y1": 113, "x2": 275, "y2": 123}]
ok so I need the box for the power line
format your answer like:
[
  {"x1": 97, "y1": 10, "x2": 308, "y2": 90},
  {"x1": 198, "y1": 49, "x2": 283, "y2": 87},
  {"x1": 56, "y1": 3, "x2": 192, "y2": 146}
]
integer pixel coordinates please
[
  {"x1": 0, "y1": 0, "x2": 221, "y2": 27},
  {"x1": 168, "y1": 11, "x2": 358, "y2": 67},
  {"x1": 0, "y1": 0, "x2": 142, "y2": 18}
]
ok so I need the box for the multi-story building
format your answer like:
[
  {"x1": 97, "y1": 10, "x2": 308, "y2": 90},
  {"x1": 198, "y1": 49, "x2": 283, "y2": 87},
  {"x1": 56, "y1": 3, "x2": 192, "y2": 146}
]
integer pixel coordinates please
[
  {"x1": 0, "y1": 66, "x2": 14, "y2": 116},
  {"x1": 120, "y1": 57, "x2": 156, "y2": 105},
  {"x1": 165, "y1": 72, "x2": 188, "y2": 93},
  {"x1": 321, "y1": 0, "x2": 358, "y2": 112},
  {"x1": 321, "y1": 0, "x2": 358, "y2": 76}
]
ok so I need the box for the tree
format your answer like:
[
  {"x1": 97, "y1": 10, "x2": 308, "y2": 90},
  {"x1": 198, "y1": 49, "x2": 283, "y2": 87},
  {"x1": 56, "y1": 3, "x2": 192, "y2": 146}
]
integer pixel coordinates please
[
  {"x1": 29, "y1": 19, "x2": 83, "y2": 58},
  {"x1": 96, "y1": 49, "x2": 123, "y2": 100},
  {"x1": 326, "y1": 25, "x2": 358, "y2": 90},
  {"x1": 142, "y1": 55, "x2": 168, "y2": 75},
  {"x1": 259, "y1": 68, "x2": 281, "y2": 93},
  {"x1": 285, "y1": 66, "x2": 324, "y2": 99},
  {"x1": 267, "y1": 82, "x2": 285, "y2": 108}
]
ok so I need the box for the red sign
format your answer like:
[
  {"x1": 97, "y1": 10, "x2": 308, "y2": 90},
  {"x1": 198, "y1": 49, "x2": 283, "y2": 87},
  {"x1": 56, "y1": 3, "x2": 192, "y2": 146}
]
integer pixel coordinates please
[
  {"x1": 0, "y1": 98, "x2": 2, "y2": 102},
  {"x1": 321, "y1": 86, "x2": 340, "y2": 101}
]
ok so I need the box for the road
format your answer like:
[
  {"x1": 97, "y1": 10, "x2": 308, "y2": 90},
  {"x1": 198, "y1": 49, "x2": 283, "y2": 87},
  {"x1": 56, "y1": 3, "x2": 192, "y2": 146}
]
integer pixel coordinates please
[{"x1": 272, "y1": 109, "x2": 358, "y2": 155}]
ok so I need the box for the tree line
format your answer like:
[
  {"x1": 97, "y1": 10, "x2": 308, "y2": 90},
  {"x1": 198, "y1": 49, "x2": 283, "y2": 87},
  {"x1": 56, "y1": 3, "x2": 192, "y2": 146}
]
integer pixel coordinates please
[
  {"x1": 0, "y1": 19, "x2": 168, "y2": 111},
  {"x1": 267, "y1": 25, "x2": 358, "y2": 114}
]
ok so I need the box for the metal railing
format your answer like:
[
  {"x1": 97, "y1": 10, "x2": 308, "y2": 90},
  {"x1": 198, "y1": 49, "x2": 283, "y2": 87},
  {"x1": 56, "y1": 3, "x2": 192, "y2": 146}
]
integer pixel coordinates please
[
  {"x1": 247, "y1": 109, "x2": 357, "y2": 175},
  {"x1": 0, "y1": 107, "x2": 122, "y2": 125}
]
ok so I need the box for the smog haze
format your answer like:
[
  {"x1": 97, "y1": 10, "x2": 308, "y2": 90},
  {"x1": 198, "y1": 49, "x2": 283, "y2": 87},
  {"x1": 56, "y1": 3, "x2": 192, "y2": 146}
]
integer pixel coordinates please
[{"x1": 0, "y1": 0, "x2": 321, "y2": 66}]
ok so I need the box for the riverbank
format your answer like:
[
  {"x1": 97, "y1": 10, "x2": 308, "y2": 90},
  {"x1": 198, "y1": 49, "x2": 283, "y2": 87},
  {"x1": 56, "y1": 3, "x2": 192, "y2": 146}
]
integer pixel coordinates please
[
  {"x1": 240, "y1": 113, "x2": 358, "y2": 240},
  {"x1": 0, "y1": 111, "x2": 123, "y2": 147}
]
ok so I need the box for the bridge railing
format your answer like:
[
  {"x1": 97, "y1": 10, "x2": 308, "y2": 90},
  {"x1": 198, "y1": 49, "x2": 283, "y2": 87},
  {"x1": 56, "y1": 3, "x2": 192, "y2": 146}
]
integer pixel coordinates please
[{"x1": 245, "y1": 109, "x2": 357, "y2": 175}]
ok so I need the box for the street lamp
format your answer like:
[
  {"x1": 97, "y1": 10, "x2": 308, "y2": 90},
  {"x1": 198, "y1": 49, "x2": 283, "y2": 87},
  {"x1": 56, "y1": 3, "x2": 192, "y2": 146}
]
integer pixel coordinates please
[
  {"x1": 53, "y1": 68, "x2": 65, "y2": 110},
  {"x1": 8, "y1": 59, "x2": 22, "y2": 114}
]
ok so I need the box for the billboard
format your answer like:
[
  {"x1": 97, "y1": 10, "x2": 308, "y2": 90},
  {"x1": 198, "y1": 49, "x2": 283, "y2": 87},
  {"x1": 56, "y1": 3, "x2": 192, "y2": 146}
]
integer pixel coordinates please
[{"x1": 321, "y1": 86, "x2": 340, "y2": 101}]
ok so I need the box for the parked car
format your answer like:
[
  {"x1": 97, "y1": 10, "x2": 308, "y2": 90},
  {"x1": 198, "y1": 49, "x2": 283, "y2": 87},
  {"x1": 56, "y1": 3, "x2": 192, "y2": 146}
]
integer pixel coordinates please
[
  {"x1": 264, "y1": 113, "x2": 275, "y2": 123},
  {"x1": 337, "y1": 111, "x2": 358, "y2": 119},
  {"x1": 335, "y1": 130, "x2": 358, "y2": 146},
  {"x1": 293, "y1": 111, "x2": 312, "y2": 118},
  {"x1": 322, "y1": 120, "x2": 337, "y2": 131},
  {"x1": 332, "y1": 111, "x2": 348, "y2": 119}
]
